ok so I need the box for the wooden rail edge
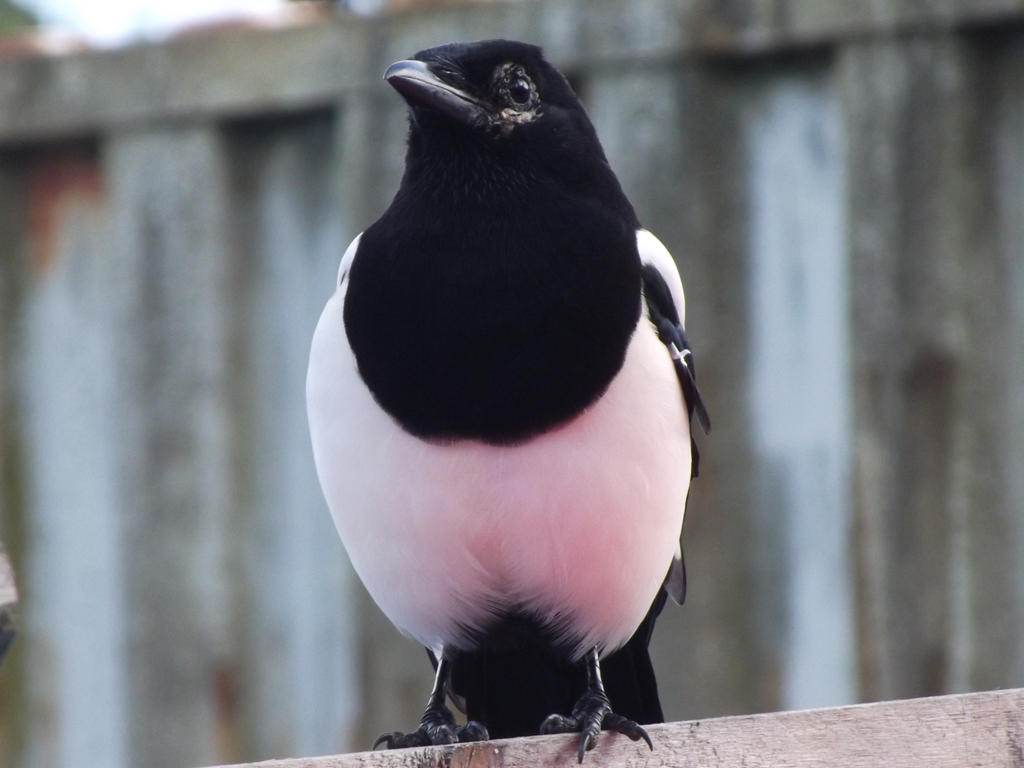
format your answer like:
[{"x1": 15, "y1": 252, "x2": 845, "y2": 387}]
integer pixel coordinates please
[{"x1": 206, "y1": 687, "x2": 1024, "y2": 768}]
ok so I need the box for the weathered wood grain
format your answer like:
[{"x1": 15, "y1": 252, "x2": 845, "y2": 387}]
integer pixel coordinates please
[{"x1": 205, "y1": 688, "x2": 1024, "y2": 768}]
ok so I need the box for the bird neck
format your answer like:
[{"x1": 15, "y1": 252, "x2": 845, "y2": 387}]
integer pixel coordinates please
[{"x1": 402, "y1": 126, "x2": 537, "y2": 208}]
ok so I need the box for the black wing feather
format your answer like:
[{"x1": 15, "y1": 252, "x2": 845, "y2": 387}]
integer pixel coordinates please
[{"x1": 640, "y1": 264, "x2": 711, "y2": 478}]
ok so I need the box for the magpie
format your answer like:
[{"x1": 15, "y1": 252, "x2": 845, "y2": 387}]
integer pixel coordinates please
[{"x1": 306, "y1": 39, "x2": 709, "y2": 761}]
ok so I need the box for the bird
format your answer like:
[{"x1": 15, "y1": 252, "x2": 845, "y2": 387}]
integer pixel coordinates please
[{"x1": 306, "y1": 39, "x2": 709, "y2": 762}]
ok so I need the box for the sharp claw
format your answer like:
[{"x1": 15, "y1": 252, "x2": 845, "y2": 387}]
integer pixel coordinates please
[
  {"x1": 375, "y1": 654, "x2": 490, "y2": 751},
  {"x1": 549, "y1": 648, "x2": 655, "y2": 760},
  {"x1": 549, "y1": 700, "x2": 654, "y2": 760},
  {"x1": 638, "y1": 726, "x2": 653, "y2": 751},
  {"x1": 373, "y1": 732, "x2": 397, "y2": 750},
  {"x1": 579, "y1": 723, "x2": 603, "y2": 763},
  {"x1": 602, "y1": 713, "x2": 653, "y2": 749},
  {"x1": 577, "y1": 733, "x2": 589, "y2": 763},
  {"x1": 374, "y1": 721, "x2": 489, "y2": 750}
]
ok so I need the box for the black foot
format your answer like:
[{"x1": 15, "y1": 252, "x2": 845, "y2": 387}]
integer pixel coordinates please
[
  {"x1": 374, "y1": 709, "x2": 488, "y2": 749},
  {"x1": 539, "y1": 648, "x2": 652, "y2": 763},
  {"x1": 374, "y1": 651, "x2": 490, "y2": 750}
]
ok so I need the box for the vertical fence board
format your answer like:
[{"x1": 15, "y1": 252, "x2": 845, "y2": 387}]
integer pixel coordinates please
[
  {"x1": 964, "y1": 31, "x2": 1024, "y2": 693},
  {"x1": 105, "y1": 126, "x2": 234, "y2": 768},
  {"x1": 0, "y1": 151, "x2": 28, "y2": 768},
  {"x1": 841, "y1": 31, "x2": 1024, "y2": 702},
  {"x1": 226, "y1": 111, "x2": 358, "y2": 760},
  {"x1": 995, "y1": 35, "x2": 1024, "y2": 692},
  {"x1": 13, "y1": 145, "x2": 125, "y2": 768},
  {"x1": 839, "y1": 38, "x2": 913, "y2": 704},
  {"x1": 745, "y1": 65, "x2": 853, "y2": 711}
]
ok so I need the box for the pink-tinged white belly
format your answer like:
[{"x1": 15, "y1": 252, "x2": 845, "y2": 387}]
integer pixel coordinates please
[{"x1": 307, "y1": 289, "x2": 691, "y2": 659}]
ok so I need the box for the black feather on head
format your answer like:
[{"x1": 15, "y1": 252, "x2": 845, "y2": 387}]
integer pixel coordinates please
[{"x1": 384, "y1": 39, "x2": 634, "y2": 222}]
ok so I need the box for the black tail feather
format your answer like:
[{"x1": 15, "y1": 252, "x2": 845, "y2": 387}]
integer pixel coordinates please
[
  {"x1": 446, "y1": 595, "x2": 667, "y2": 738},
  {"x1": 451, "y1": 635, "x2": 583, "y2": 739},
  {"x1": 600, "y1": 589, "x2": 666, "y2": 725}
]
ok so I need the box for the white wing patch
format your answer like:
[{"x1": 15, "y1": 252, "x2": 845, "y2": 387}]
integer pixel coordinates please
[
  {"x1": 636, "y1": 229, "x2": 686, "y2": 327},
  {"x1": 337, "y1": 232, "x2": 363, "y2": 286}
]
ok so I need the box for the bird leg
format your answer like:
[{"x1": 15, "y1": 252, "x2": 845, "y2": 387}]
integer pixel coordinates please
[
  {"x1": 539, "y1": 647, "x2": 653, "y2": 763},
  {"x1": 373, "y1": 652, "x2": 489, "y2": 749}
]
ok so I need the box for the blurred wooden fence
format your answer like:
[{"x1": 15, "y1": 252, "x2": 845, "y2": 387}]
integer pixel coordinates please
[{"x1": 0, "y1": 1, "x2": 1022, "y2": 767}]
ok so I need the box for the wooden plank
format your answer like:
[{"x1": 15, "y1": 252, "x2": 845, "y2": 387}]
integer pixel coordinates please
[
  {"x1": 0, "y1": 0, "x2": 1023, "y2": 141},
  {"x1": 204, "y1": 688, "x2": 1024, "y2": 768}
]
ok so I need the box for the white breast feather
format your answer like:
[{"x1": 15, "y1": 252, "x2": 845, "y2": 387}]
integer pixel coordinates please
[{"x1": 306, "y1": 231, "x2": 692, "y2": 658}]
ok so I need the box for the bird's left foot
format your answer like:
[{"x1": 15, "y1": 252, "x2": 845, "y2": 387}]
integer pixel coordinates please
[
  {"x1": 373, "y1": 653, "x2": 489, "y2": 750},
  {"x1": 539, "y1": 647, "x2": 652, "y2": 765},
  {"x1": 373, "y1": 704, "x2": 488, "y2": 749}
]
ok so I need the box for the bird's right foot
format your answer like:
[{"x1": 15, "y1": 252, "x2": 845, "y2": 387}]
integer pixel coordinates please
[
  {"x1": 373, "y1": 704, "x2": 488, "y2": 749},
  {"x1": 539, "y1": 646, "x2": 652, "y2": 763}
]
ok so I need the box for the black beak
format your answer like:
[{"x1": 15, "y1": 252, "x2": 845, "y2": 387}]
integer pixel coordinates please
[{"x1": 384, "y1": 60, "x2": 490, "y2": 129}]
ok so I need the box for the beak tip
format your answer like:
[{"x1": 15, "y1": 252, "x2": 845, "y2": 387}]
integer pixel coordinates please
[{"x1": 383, "y1": 59, "x2": 426, "y2": 83}]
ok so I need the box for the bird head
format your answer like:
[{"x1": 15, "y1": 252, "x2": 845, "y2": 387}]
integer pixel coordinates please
[
  {"x1": 383, "y1": 39, "x2": 626, "y2": 210},
  {"x1": 385, "y1": 40, "x2": 566, "y2": 135}
]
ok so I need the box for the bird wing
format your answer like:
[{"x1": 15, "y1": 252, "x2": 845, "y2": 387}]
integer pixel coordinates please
[{"x1": 637, "y1": 230, "x2": 710, "y2": 605}]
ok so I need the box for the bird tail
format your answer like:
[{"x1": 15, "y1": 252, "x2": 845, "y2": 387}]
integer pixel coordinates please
[
  {"x1": 449, "y1": 632, "x2": 583, "y2": 739},
  {"x1": 447, "y1": 595, "x2": 666, "y2": 739}
]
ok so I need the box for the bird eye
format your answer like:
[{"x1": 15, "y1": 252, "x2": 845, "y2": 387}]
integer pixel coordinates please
[{"x1": 508, "y1": 76, "x2": 532, "y2": 105}]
